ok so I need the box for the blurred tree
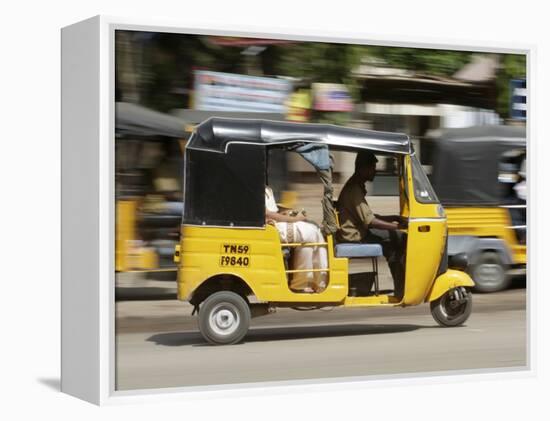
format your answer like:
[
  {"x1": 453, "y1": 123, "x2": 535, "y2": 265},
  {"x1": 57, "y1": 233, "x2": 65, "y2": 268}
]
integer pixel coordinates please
[
  {"x1": 270, "y1": 44, "x2": 475, "y2": 85},
  {"x1": 367, "y1": 47, "x2": 472, "y2": 76},
  {"x1": 268, "y1": 44, "x2": 481, "y2": 110},
  {"x1": 271, "y1": 43, "x2": 365, "y2": 81},
  {"x1": 115, "y1": 31, "x2": 141, "y2": 104},
  {"x1": 367, "y1": 48, "x2": 526, "y2": 119},
  {"x1": 270, "y1": 43, "x2": 367, "y2": 96},
  {"x1": 116, "y1": 32, "x2": 247, "y2": 112},
  {"x1": 140, "y1": 34, "x2": 246, "y2": 112},
  {"x1": 116, "y1": 32, "x2": 525, "y2": 120},
  {"x1": 268, "y1": 43, "x2": 368, "y2": 124}
]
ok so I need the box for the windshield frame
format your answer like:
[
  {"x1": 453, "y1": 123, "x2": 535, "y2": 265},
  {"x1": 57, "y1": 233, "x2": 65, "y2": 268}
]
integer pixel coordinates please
[{"x1": 411, "y1": 154, "x2": 440, "y2": 205}]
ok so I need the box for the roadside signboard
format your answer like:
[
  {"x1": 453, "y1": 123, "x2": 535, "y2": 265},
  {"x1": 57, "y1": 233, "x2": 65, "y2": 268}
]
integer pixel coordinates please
[
  {"x1": 312, "y1": 83, "x2": 354, "y2": 112},
  {"x1": 193, "y1": 70, "x2": 292, "y2": 113},
  {"x1": 510, "y1": 79, "x2": 526, "y2": 120}
]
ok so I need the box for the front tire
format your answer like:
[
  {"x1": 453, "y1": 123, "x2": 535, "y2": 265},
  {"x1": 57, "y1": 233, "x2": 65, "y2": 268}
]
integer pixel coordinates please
[
  {"x1": 430, "y1": 287, "x2": 472, "y2": 327},
  {"x1": 198, "y1": 291, "x2": 251, "y2": 345}
]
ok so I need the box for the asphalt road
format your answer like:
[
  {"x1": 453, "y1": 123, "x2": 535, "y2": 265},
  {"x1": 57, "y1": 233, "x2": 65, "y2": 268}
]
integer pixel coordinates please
[{"x1": 115, "y1": 285, "x2": 527, "y2": 391}]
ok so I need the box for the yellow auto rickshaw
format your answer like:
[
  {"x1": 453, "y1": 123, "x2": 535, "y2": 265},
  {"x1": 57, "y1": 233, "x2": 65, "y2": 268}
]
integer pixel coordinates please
[
  {"x1": 427, "y1": 126, "x2": 526, "y2": 292},
  {"x1": 174, "y1": 118, "x2": 475, "y2": 345}
]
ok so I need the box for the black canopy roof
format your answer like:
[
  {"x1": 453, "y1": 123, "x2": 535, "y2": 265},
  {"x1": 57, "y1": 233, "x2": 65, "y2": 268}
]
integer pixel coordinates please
[
  {"x1": 430, "y1": 125, "x2": 526, "y2": 206},
  {"x1": 187, "y1": 118, "x2": 411, "y2": 154},
  {"x1": 435, "y1": 125, "x2": 525, "y2": 145}
]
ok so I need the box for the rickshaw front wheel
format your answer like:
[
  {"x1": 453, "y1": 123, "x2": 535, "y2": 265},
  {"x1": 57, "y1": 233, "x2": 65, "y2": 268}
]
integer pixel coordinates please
[
  {"x1": 430, "y1": 287, "x2": 473, "y2": 327},
  {"x1": 198, "y1": 291, "x2": 251, "y2": 345}
]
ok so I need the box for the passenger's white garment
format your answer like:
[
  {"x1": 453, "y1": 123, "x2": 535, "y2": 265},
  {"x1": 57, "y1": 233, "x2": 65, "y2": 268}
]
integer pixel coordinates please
[
  {"x1": 265, "y1": 187, "x2": 328, "y2": 291},
  {"x1": 514, "y1": 180, "x2": 526, "y2": 201}
]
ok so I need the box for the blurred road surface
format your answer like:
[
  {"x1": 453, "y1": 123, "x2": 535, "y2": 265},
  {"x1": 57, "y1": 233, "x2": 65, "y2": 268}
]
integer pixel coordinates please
[{"x1": 115, "y1": 287, "x2": 526, "y2": 391}]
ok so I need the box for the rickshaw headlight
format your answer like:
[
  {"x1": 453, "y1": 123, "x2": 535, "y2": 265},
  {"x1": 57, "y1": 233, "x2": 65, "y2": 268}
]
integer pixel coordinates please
[
  {"x1": 437, "y1": 205, "x2": 445, "y2": 218},
  {"x1": 448, "y1": 253, "x2": 468, "y2": 271}
]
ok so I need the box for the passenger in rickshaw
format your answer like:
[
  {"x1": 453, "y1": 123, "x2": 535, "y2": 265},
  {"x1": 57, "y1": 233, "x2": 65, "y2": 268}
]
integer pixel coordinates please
[
  {"x1": 511, "y1": 158, "x2": 527, "y2": 244},
  {"x1": 336, "y1": 151, "x2": 407, "y2": 298},
  {"x1": 265, "y1": 186, "x2": 328, "y2": 293}
]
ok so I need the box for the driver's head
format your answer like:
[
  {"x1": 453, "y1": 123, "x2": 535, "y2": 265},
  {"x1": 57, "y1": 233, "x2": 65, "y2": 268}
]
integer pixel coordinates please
[{"x1": 355, "y1": 151, "x2": 378, "y2": 182}]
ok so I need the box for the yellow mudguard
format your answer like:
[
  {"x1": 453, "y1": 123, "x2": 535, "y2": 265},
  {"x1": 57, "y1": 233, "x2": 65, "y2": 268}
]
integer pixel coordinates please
[{"x1": 426, "y1": 269, "x2": 475, "y2": 302}]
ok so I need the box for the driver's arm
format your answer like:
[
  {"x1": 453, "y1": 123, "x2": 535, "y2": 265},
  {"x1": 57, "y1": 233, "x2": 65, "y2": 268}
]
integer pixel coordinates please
[
  {"x1": 369, "y1": 217, "x2": 400, "y2": 231},
  {"x1": 375, "y1": 214, "x2": 408, "y2": 228},
  {"x1": 352, "y1": 193, "x2": 399, "y2": 231}
]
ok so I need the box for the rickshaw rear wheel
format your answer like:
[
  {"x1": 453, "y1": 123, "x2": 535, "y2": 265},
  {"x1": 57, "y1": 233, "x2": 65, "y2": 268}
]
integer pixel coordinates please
[
  {"x1": 430, "y1": 287, "x2": 472, "y2": 327},
  {"x1": 470, "y1": 251, "x2": 511, "y2": 293},
  {"x1": 198, "y1": 291, "x2": 251, "y2": 345}
]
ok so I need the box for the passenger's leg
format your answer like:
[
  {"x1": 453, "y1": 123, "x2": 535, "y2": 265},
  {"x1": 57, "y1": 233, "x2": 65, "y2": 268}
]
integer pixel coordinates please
[
  {"x1": 312, "y1": 245, "x2": 328, "y2": 292},
  {"x1": 295, "y1": 222, "x2": 328, "y2": 292},
  {"x1": 290, "y1": 246, "x2": 314, "y2": 292}
]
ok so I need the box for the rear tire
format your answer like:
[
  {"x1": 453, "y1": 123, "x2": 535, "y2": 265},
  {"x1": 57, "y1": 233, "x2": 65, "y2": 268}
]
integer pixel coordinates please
[
  {"x1": 430, "y1": 287, "x2": 472, "y2": 327},
  {"x1": 198, "y1": 291, "x2": 251, "y2": 345},
  {"x1": 470, "y1": 251, "x2": 511, "y2": 293}
]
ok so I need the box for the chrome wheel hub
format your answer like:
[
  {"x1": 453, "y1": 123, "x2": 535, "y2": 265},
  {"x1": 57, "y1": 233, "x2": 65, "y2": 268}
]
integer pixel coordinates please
[
  {"x1": 474, "y1": 263, "x2": 505, "y2": 286},
  {"x1": 440, "y1": 288, "x2": 468, "y2": 319},
  {"x1": 209, "y1": 304, "x2": 239, "y2": 336}
]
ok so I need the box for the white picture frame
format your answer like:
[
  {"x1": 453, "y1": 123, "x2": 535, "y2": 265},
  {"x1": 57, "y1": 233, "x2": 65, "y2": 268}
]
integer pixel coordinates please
[{"x1": 61, "y1": 15, "x2": 533, "y2": 405}]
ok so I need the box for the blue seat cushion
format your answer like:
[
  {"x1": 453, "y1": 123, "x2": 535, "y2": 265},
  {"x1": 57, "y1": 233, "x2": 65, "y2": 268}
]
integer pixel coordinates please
[{"x1": 335, "y1": 243, "x2": 383, "y2": 258}]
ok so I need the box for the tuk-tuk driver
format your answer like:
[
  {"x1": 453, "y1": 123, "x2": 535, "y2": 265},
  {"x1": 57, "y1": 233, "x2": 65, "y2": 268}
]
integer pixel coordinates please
[{"x1": 337, "y1": 151, "x2": 407, "y2": 298}]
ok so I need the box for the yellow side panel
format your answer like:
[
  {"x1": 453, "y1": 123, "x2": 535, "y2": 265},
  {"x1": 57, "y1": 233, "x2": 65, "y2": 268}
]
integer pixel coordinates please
[
  {"x1": 178, "y1": 225, "x2": 348, "y2": 303},
  {"x1": 512, "y1": 245, "x2": 527, "y2": 264},
  {"x1": 115, "y1": 199, "x2": 160, "y2": 271},
  {"x1": 446, "y1": 207, "x2": 524, "y2": 264},
  {"x1": 136, "y1": 247, "x2": 158, "y2": 269},
  {"x1": 446, "y1": 207, "x2": 511, "y2": 237},
  {"x1": 403, "y1": 220, "x2": 447, "y2": 306},
  {"x1": 425, "y1": 269, "x2": 475, "y2": 302},
  {"x1": 401, "y1": 155, "x2": 448, "y2": 306},
  {"x1": 115, "y1": 200, "x2": 137, "y2": 272}
]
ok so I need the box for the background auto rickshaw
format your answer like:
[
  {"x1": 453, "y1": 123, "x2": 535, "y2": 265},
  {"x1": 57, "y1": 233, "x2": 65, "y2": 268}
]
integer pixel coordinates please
[
  {"x1": 425, "y1": 126, "x2": 526, "y2": 293},
  {"x1": 115, "y1": 102, "x2": 190, "y2": 275},
  {"x1": 175, "y1": 118, "x2": 475, "y2": 345}
]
